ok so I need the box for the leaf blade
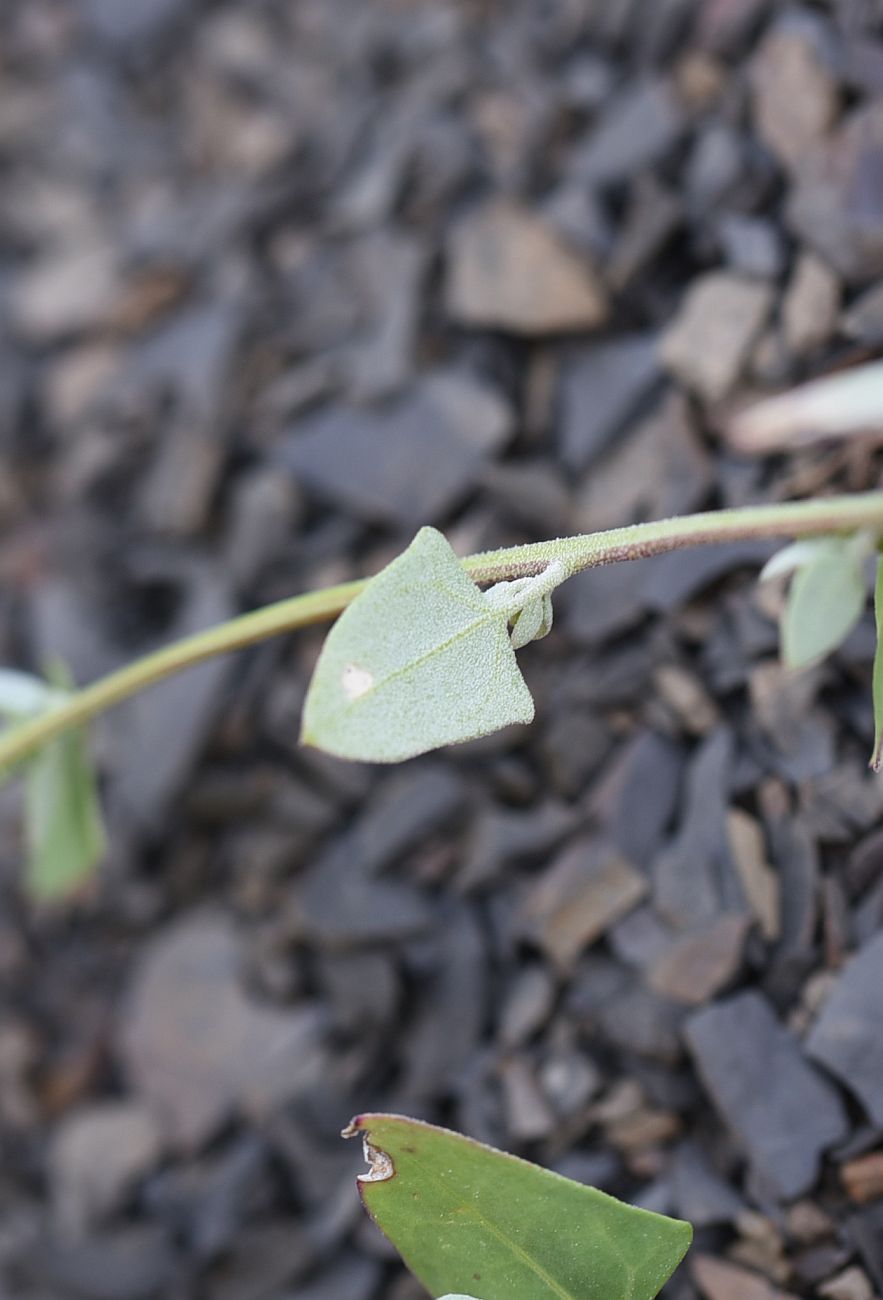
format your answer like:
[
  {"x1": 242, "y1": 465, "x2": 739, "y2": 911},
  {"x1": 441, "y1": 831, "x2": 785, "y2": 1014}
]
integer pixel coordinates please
[
  {"x1": 345, "y1": 1114, "x2": 691, "y2": 1300},
  {"x1": 24, "y1": 725, "x2": 105, "y2": 901},
  {"x1": 782, "y1": 538, "x2": 867, "y2": 669},
  {"x1": 302, "y1": 528, "x2": 534, "y2": 762}
]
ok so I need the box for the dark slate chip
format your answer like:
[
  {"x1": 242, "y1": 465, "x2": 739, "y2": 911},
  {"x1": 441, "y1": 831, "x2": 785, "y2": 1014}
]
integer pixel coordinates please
[
  {"x1": 293, "y1": 836, "x2": 434, "y2": 948},
  {"x1": 557, "y1": 333, "x2": 661, "y2": 471},
  {"x1": 278, "y1": 371, "x2": 511, "y2": 526},
  {"x1": 590, "y1": 730, "x2": 685, "y2": 870},
  {"x1": 685, "y1": 991, "x2": 848, "y2": 1200},
  {"x1": 787, "y1": 100, "x2": 883, "y2": 283},
  {"x1": 81, "y1": 0, "x2": 190, "y2": 49},
  {"x1": 26, "y1": 1225, "x2": 177, "y2": 1300},
  {"x1": 671, "y1": 1139, "x2": 747, "y2": 1227},
  {"x1": 653, "y1": 728, "x2": 747, "y2": 932},
  {"x1": 640, "y1": 540, "x2": 777, "y2": 614},
  {"x1": 573, "y1": 79, "x2": 687, "y2": 187},
  {"x1": 846, "y1": 1206, "x2": 883, "y2": 1294},
  {"x1": 806, "y1": 933, "x2": 883, "y2": 1127}
]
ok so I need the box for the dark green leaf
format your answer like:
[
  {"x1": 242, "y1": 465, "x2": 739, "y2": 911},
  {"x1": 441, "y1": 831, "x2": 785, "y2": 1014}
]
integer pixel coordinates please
[{"x1": 344, "y1": 1114, "x2": 691, "y2": 1300}]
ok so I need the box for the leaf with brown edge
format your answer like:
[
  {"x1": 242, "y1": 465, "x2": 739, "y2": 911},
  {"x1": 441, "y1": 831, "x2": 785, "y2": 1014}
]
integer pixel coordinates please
[{"x1": 343, "y1": 1113, "x2": 692, "y2": 1300}]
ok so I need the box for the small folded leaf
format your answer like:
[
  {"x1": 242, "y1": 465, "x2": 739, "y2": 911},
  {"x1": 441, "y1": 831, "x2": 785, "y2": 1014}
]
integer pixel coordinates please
[
  {"x1": 24, "y1": 726, "x2": 105, "y2": 901},
  {"x1": 302, "y1": 527, "x2": 535, "y2": 762},
  {"x1": 872, "y1": 557, "x2": 883, "y2": 771},
  {"x1": 760, "y1": 539, "x2": 831, "y2": 584},
  {"x1": 782, "y1": 537, "x2": 868, "y2": 669},
  {"x1": 344, "y1": 1114, "x2": 692, "y2": 1300}
]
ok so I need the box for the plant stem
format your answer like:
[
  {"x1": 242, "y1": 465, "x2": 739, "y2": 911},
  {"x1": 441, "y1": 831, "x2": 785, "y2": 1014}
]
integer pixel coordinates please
[
  {"x1": 465, "y1": 490, "x2": 883, "y2": 582},
  {"x1": 0, "y1": 579, "x2": 365, "y2": 775},
  {"x1": 2, "y1": 490, "x2": 883, "y2": 772}
]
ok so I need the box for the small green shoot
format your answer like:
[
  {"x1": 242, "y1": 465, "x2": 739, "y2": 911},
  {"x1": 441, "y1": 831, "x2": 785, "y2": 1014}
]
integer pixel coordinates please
[
  {"x1": 0, "y1": 665, "x2": 104, "y2": 899},
  {"x1": 343, "y1": 1114, "x2": 692, "y2": 1300}
]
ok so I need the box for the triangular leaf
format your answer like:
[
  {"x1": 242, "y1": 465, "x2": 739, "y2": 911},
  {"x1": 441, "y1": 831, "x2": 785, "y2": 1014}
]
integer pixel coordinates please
[
  {"x1": 302, "y1": 527, "x2": 534, "y2": 762},
  {"x1": 344, "y1": 1114, "x2": 692, "y2": 1300},
  {"x1": 782, "y1": 537, "x2": 868, "y2": 669},
  {"x1": 872, "y1": 556, "x2": 883, "y2": 771}
]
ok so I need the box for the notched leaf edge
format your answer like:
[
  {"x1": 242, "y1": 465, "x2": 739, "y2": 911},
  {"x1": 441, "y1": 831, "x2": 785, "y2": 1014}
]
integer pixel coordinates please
[{"x1": 342, "y1": 1116, "x2": 396, "y2": 1184}]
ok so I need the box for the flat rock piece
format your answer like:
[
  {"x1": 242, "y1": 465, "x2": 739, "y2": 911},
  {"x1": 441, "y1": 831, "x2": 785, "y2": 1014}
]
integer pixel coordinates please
[
  {"x1": 576, "y1": 391, "x2": 713, "y2": 531},
  {"x1": 806, "y1": 933, "x2": 883, "y2": 1126},
  {"x1": 118, "y1": 911, "x2": 325, "y2": 1147},
  {"x1": 686, "y1": 991, "x2": 848, "y2": 1200},
  {"x1": 82, "y1": 0, "x2": 188, "y2": 48},
  {"x1": 591, "y1": 730, "x2": 684, "y2": 871},
  {"x1": 28, "y1": 1225, "x2": 177, "y2": 1300},
  {"x1": 519, "y1": 836, "x2": 647, "y2": 970},
  {"x1": 842, "y1": 1152, "x2": 883, "y2": 1205},
  {"x1": 672, "y1": 1141, "x2": 746, "y2": 1227},
  {"x1": 653, "y1": 728, "x2": 746, "y2": 931},
  {"x1": 751, "y1": 27, "x2": 839, "y2": 173},
  {"x1": 782, "y1": 252, "x2": 840, "y2": 357},
  {"x1": 788, "y1": 101, "x2": 883, "y2": 283},
  {"x1": 293, "y1": 835, "x2": 434, "y2": 949},
  {"x1": 49, "y1": 1102, "x2": 162, "y2": 1236},
  {"x1": 558, "y1": 333, "x2": 660, "y2": 471},
  {"x1": 574, "y1": 78, "x2": 686, "y2": 187},
  {"x1": 10, "y1": 244, "x2": 123, "y2": 343},
  {"x1": 660, "y1": 272, "x2": 774, "y2": 402},
  {"x1": 693, "y1": 1254, "x2": 799, "y2": 1300},
  {"x1": 280, "y1": 370, "x2": 511, "y2": 526},
  {"x1": 818, "y1": 1267, "x2": 875, "y2": 1300},
  {"x1": 648, "y1": 914, "x2": 751, "y2": 1005},
  {"x1": 445, "y1": 200, "x2": 608, "y2": 335}
]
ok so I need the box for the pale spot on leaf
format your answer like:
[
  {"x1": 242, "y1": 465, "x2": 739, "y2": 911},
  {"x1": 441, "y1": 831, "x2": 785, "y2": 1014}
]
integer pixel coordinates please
[{"x1": 342, "y1": 663, "x2": 374, "y2": 700}]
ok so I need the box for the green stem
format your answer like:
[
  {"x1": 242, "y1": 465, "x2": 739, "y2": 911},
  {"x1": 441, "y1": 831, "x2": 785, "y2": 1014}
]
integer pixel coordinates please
[
  {"x1": 3, "y1": 490, "x2": 883, "y2": 772},
  {"x1": 0, "y1": 579, "x2": 365, "y2": 774},
  {"x1": 464, "y1": 491, "x2": 883, "y2": 582}
]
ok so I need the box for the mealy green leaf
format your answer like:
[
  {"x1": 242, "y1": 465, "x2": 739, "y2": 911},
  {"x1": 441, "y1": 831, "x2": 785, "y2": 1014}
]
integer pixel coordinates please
[
  {"x1": 872, "y1": 557, "x2": 883, "y2": 772},
  {"x1": 301, "y1": 527, "x2": 535, "y2": 762},
  {"x1": 24, "y1": 725, "x2": 105, "y2": 901},
  {"x1": 782, "y1": 537, "x2": 868, "y2": 669},
  {"x1": 344, "y1": 1114, "x2": 692, "y2": 1300}
]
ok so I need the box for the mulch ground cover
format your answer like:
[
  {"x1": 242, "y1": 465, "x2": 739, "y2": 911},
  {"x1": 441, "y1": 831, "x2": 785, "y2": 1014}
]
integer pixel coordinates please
[{"x1": 3, "y1": 2, "x2": 883, "y2": 1297}]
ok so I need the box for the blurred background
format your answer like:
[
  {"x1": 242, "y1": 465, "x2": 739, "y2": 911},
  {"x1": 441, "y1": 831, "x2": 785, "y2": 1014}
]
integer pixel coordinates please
[{"x1": 3, "y1": 0, "x2": 883, "y2": 1297}]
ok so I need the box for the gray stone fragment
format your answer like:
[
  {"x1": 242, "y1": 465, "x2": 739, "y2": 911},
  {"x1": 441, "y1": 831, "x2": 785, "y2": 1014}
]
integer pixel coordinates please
[
  {"x1": 558, "y1": 333, "x2": 661, "y2": 471},
  {"x1": 686, "y1": 991, "x2": 848, "y2": 1199},
  {"x1": 806, "y1": 933, "x2": 883, "y2": 1126},
  {"x1": 575, "y1": 79, "x2": 686, "y2": 187},
  {"x1": 279, "y1": 371, "x2": 512, "y2": 526},
  {"x1": 445, "y1": 200, "x2": 608, "y2": 335}
]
